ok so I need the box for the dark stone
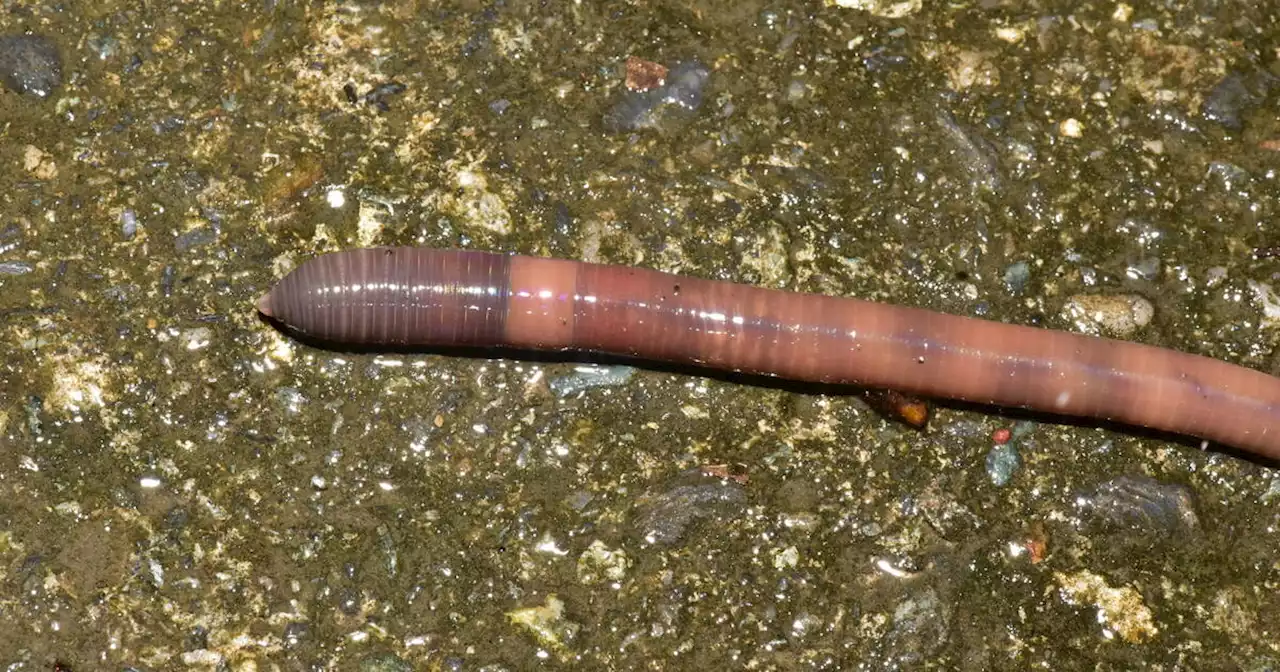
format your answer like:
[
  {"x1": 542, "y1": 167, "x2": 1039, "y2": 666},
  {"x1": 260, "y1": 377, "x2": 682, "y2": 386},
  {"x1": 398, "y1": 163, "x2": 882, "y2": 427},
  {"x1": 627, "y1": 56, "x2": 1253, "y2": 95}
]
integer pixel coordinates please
[{"x1": 0, "y1": 34, "x2": 62, "y2": 97}]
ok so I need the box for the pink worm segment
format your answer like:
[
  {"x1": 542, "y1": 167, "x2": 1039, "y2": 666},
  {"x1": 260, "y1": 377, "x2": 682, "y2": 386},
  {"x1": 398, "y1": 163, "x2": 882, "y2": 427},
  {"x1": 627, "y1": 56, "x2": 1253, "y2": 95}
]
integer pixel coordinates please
[{"x1": 258, "y1": 247, "x2": 1280, "y2": 460}]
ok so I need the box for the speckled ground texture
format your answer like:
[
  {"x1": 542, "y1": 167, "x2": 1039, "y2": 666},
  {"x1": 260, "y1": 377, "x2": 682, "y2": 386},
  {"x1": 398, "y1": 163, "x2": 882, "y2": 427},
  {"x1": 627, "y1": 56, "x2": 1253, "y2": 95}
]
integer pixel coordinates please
[{"x1": 1, "y1": 0, "x2": 1279, "y2": 669}]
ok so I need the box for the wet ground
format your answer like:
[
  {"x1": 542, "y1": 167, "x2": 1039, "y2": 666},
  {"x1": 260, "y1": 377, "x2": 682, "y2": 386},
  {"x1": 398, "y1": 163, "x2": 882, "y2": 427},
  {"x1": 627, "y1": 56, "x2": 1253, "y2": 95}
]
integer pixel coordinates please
[{"x1": 2, "y1": 0, "x2": 1280, "y2": 668}]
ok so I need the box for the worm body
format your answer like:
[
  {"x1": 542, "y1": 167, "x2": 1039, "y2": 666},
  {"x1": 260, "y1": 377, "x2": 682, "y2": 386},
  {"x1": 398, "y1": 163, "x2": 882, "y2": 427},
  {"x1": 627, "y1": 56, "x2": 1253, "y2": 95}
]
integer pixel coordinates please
[{"x1": 258, "y1": 247, "x2": 1280, "y2": 459}]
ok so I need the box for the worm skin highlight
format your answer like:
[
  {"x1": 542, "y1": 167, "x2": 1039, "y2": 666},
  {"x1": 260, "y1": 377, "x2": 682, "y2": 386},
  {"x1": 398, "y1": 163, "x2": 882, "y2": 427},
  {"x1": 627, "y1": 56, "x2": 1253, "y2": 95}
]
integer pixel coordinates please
[{"x1": 258, "y1": 247, "x2": 1280, "y2": 460}]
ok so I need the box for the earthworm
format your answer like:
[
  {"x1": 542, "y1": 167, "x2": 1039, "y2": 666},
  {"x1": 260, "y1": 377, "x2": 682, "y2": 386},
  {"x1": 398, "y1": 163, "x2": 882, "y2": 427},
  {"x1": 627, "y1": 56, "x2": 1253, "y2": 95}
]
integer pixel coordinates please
[{"x1": 257, "y1": 247, "x2": 1280, "y2": 460}]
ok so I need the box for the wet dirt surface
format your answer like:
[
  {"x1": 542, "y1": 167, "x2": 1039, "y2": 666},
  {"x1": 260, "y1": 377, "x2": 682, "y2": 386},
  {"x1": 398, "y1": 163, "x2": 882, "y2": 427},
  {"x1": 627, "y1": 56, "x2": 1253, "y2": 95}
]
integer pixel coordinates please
[{"x1": 1, "y1": 0, "x2": 1280, "y2": 668}]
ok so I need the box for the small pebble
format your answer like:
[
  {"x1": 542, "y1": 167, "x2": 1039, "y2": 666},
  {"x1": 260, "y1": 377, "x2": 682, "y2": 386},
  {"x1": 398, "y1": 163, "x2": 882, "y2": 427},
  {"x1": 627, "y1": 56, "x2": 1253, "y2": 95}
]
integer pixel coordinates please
[
  {"x1": 0, "y1": 34, "x2": 61, "y2": 97},
  {"x1": 1054, "y1": 570, "x2": 1157, "y2": 643},
  {"x1": 282, "y1": 621, "x2": 309, "y2": 647},
  {"x1": 1003, "y1": 261, "x2": 1030, "y2": 294},
  {"x1": 121, "y1": 210, "x2": 138, "y2": 240},
  {"x1": 174, "y1": 226, "x2": 217, "y2": 253},
  {"x1": 358, "y1": 652, "x2": 413, "y2": 672},
  {"x1": 663, "y1": 60, "x2": 712, "y2": 110},
  {"x1": 881, "y1": 587, "x2": 950, "y2": 665},
  {"x1": 1206, "y1": 161, "x2": 1250, "y2": 190},
  {"x1": 1202, "y1": 71, "x2": 1274, "y2": 132},
  {"x1": 624, "y1": 56, "x2": 667, "y2": 92},
  {"x1": 549, "y1": 365, "x2": 636, "y2": 397},
  {"x1": 604, "y1": 59, "x2": 711, "y2": 133},
  {"x1": 985, "y1": 443, "x2": 1019, "y2": 486},
  {"x1": 1061, "y1": 293, "x2": 1154, "y2": 337},
  {"x1": 276, "y1": 387, "x2": 306, "y2": 414},
  {"x1": 576, "y1": 540, "x2": 629, "y2": 584},
  {"x1": 1254, "y1": 281, "x2": 1280, "y2": 329},
  {"x1": 1080, "y1": 475, "x2": 1199, "y2": 535},
  {"x1": 180, "y1": 327, "x2": 211, "y2": 351},
  {"x1": 506, "y1": 595, "x2": 580, "y2": 659},
  {"x1": 634, "y1": 482, "x2": 747, "y2": 546},
  {"x1": 829, "y1": 0, "x2": 922, "y2": 19}
]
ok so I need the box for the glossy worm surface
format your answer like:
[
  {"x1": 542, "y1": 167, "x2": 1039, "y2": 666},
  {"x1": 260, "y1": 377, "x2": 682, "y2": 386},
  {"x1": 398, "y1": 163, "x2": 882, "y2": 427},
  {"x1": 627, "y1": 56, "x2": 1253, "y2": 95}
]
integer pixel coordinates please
[{"x1": 258, "y1": 247, "x2": 1280, "y2": 460}]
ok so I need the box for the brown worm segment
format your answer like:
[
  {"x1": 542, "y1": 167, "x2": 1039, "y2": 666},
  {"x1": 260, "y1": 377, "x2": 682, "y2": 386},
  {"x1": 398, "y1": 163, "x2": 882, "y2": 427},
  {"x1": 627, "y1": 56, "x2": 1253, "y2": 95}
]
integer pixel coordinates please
[{"x1": 257, "y1": 247, "x2": 1280, "y2": 460}]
